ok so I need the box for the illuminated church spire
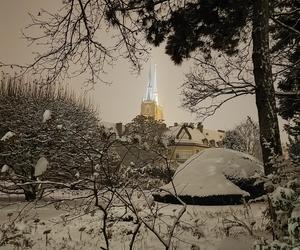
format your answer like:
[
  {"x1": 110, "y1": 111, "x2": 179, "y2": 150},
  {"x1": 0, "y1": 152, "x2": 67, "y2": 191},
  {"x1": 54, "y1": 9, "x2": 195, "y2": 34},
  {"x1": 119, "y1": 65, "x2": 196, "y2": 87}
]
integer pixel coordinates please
[
  {"x1": 144, "y1": 64, "x2": 158, "y2": 104},
  {"x1": 141, "y1": 63, "x2": 163, "y2": 121}
]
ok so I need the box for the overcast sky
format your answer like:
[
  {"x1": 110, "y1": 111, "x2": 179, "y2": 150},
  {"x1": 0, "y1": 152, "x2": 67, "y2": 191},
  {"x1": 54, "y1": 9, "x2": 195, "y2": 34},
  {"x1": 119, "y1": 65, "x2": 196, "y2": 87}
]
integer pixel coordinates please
[{"x1": 0, "y1": 0, "x2": 287, "y2": 139}]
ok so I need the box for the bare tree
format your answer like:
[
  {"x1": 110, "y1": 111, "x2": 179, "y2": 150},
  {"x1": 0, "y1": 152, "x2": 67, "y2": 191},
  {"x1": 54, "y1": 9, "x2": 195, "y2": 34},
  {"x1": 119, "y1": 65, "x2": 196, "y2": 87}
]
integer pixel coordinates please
[
  {"x1": 0, "y1": 0, "x2": 149, "y2": 85},
  {"x1": 223, "y1": 116, "x2": 262, "y2": 161},
  {"x1": 182, "y1": 40, "x2": 256, "y2": 118}
]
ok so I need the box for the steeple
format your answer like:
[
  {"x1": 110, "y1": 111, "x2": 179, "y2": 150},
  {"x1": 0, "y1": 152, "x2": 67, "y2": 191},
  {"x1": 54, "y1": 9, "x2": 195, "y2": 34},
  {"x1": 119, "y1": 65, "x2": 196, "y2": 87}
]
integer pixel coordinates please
[
  {"x1": 153, "y1": 64, "x2": 159, "y2": 104},
  {"x1": 144, "y1": 64, "x2": 158, "y2": 104},
  {"x1": 140, "y1": 63, "x2": 164, "y2": 121}
]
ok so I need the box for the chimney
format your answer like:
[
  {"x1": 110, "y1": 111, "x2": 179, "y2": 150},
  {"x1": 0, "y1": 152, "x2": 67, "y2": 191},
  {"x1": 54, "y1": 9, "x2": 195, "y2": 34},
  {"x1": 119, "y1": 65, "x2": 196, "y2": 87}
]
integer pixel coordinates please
[
  {"x1": 197, "y1": 122, "x2": 203, "y2": 133},
  {"x1": 116, "y1": 122, "x2": 123, "y2": 137}
]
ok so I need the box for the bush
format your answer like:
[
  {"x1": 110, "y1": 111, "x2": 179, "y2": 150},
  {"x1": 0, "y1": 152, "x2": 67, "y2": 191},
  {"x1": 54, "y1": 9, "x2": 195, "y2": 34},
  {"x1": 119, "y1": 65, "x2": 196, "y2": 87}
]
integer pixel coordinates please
[{"x1": 0, "y1": 75, "x2": 106, "y2": 200}]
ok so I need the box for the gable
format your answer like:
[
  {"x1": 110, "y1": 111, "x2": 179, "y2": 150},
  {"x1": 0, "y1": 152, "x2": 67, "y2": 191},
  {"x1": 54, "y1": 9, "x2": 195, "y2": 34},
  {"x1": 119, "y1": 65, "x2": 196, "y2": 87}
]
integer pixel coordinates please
[{"x1": 176, "y1": 126, "x2": 192, "y2": 140}]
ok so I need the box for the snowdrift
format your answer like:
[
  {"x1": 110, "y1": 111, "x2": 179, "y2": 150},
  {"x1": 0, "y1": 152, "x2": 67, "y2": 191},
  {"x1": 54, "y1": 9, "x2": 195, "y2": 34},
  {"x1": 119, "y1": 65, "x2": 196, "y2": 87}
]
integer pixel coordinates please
[{"x1": 153, "y1": 148, "x2": 264, "y2": 205}]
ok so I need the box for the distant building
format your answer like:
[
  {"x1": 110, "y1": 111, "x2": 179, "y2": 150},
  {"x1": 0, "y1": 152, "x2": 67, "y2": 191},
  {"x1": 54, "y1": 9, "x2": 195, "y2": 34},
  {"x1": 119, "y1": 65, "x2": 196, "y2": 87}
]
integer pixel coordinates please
[
  {"x1": 100, "y1": 121, "x2": 225, "y2": 164},
  {"x1": 166, "y1": 123, "x2": 225, "y2": 163},
  {"x1": 140, "y1": 64, "x2": 163, "y2": 121}
]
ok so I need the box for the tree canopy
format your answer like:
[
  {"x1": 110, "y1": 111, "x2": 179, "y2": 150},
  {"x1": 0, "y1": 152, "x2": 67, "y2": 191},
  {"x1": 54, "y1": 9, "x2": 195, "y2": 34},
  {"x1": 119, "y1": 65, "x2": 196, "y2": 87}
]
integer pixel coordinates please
[{"x1": 272, "y1": 0, "x2": 300, "y2": 120}]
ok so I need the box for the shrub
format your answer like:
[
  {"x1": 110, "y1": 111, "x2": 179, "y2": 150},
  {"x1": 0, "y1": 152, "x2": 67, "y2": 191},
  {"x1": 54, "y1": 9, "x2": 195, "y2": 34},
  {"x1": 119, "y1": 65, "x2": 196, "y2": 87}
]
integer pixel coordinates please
[{"x1": 0, "y1": 75, "x2": 105, "y2": 200}]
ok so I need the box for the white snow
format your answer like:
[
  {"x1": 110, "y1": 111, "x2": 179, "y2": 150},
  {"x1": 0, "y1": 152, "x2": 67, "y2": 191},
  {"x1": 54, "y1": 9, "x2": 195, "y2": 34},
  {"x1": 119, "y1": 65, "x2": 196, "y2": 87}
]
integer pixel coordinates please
[
  {"x1": 75, "y1": 171, "x2": 80, "y2": 178},
  {"x1": 1, "y1": 164, "x2": 10, "y2": 173},
  {"x1": 93, "y1": 172, "x2": 99, "y2": 177},
  {"x1": 0, "y1": 191, "x2": 268, "y2": 250},
  {"x1": 15, "y1": 221, "x2": 30, "y2": 234},
  {"x1": 34, "y1": 157, "x2": 49, "y2": 177},
  {"x1": 288, "y1": 204, "x2": 300, "y2": 237},
  {"x1": 160, "y1": 138, "x2": 169, "y2": 149},
  {"x1": 94, "y1": 164, "x2": 101, "y2": 172},
  {"x1": 42, "y1": 110, "x2": 52, "y2": 123},
  {"x1": 1, "y1": 131, "x2": 15, "y2": 141},
  {"x1": 158, "y1": 148, "x2": 263, "y2": 198},
  {"x1": 291, "y1": 204, "x2": 300, "y2": 219},
  {"x1": 271, "y1": 187, "x2": 296, "y2": 207}
]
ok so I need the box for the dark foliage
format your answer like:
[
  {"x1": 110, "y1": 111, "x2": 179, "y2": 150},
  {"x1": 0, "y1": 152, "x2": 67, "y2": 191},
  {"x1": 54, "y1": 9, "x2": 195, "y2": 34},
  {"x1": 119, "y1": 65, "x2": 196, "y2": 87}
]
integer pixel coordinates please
[
  {"x1": 286, "y1": 118, "x2": 300, "y2": 164},
  {"x1": 225, "y1": 177, "x2": 265, "y2": 199},
  {"x1": 271, "y1": 0, "x2": 300, "y2": 120},
  {"x1": 123, "y1": 0, "x2": 252, "y2": 64},
  {"x1": 271, "y1": 0, "x2": 300, "y2": 164},
  {"x1": 153, "y1": 193, "x2": 245, "y2": 205}
]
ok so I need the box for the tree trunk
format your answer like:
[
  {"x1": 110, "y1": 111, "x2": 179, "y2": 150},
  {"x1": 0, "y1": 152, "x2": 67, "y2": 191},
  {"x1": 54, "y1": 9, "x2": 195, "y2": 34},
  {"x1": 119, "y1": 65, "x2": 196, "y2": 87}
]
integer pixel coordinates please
[
  {"x1": 252, "y1": 0, "x2": 282, "y2": 175},
  {"x1": 24, "y1": 187, "x2": 36, "y2": 201}
]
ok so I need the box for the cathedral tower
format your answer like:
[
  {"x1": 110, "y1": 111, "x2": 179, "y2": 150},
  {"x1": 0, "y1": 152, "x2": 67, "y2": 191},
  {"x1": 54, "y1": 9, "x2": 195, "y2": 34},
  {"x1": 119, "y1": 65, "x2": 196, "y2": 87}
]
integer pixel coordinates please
[{"x1": 141, "y1": 64, "x2": 163, "y2": 121}]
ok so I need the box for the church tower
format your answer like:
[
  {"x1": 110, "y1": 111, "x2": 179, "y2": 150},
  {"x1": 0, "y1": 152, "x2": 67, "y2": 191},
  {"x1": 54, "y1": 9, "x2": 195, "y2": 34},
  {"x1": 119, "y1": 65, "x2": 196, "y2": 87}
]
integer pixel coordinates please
[{"x1": 141, "y1": 64, "x2": 163, "y2": 121}]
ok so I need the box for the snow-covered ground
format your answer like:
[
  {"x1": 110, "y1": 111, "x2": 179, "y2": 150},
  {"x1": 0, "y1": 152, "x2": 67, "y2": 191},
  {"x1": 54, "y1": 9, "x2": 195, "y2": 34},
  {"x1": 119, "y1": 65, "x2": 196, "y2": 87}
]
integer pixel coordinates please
[{"x1": 0, "y1": 190, "x2": 269, "y2": 250}]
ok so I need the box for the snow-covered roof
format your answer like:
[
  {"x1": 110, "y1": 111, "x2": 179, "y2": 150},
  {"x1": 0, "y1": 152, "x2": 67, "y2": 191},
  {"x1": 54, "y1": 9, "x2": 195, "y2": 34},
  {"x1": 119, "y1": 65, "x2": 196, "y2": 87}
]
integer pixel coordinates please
[
  {"x1": 165, "y1": 125, "x2": 224, "y2": 146},
  {"x1": 202, "y1": 128, "x2": 225, "y2": 142},
  {"x1": 158, "y1": 148, "x2": 264, "y2": 198}
]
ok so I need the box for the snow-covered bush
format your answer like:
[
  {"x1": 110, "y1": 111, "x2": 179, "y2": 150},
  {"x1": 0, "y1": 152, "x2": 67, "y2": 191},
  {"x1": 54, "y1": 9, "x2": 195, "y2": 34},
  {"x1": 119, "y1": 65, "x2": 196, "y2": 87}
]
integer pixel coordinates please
[
  {"x1": 256, "y1": 157, "x2": 300, "y2": 249},
  {"x1": 0, "y1": 76, "x2": 112, "y2": 200}
]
